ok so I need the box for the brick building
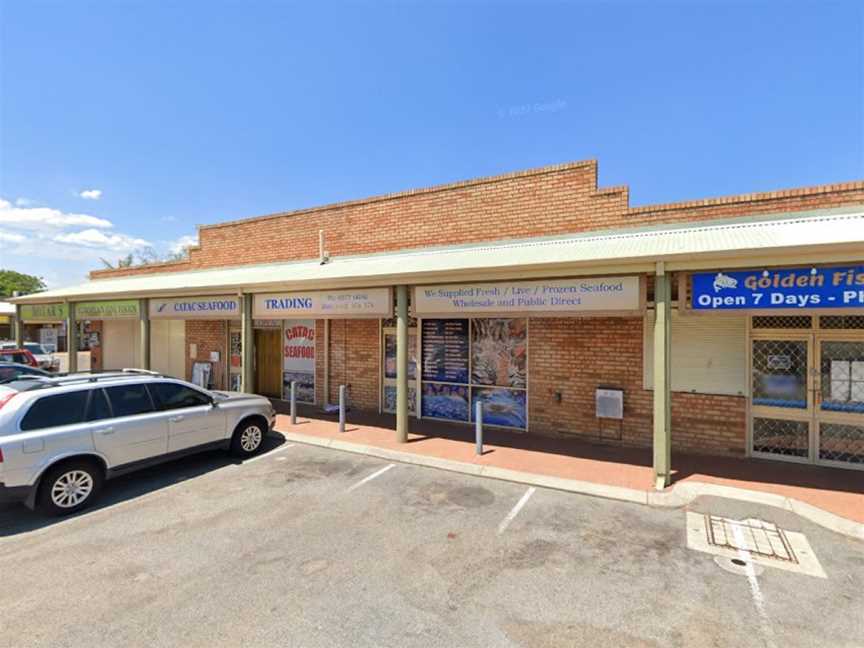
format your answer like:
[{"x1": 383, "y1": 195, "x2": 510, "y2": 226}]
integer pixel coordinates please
[{"x1": 12, "y1": 160, "x2": 864, "y2": 484}]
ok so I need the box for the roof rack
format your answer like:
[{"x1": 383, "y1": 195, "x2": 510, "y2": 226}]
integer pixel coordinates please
[{"x1": 3, "y1": 369, "x2": 166, "y2": 392}]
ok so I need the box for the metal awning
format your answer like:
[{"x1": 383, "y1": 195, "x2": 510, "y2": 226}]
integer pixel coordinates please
[{"x1": 11, "y1": 206, "x2": 864, "y2": 304}]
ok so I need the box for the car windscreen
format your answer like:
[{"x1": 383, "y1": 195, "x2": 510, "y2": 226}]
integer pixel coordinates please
[
  {"x1": 24, "y1": 344, "x2": 47, "y2": 355},
  {"x1": 0, "y1": 367, "x2": 47, "y2": 383},
  {"x1": 0, "y1": 378, "x2": 44, "y2": 390}
]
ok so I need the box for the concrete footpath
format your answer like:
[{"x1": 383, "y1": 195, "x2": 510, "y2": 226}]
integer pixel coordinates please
[{"x1": 274, "y1": 412, "x2": 864, "y2": 541}]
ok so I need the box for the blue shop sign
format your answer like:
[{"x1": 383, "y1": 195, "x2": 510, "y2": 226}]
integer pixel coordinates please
[{"x1": 692, "y1": 265, "x2": 864, "y2": 310}]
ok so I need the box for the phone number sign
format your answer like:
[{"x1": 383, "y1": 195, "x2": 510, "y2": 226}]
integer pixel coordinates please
[{"x1": 692, "y1": 265, "x2": 864, "y2": 310}]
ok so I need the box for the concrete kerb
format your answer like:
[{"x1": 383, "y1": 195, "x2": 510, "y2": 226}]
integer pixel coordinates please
[{"x1": 276, "y1": 429, "x2": 864, "y2": 541}]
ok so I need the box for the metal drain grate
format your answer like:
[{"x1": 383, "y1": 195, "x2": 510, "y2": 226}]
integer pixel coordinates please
[{"x1": 704, "y1": 515, "x2": 798, "y2": 564}]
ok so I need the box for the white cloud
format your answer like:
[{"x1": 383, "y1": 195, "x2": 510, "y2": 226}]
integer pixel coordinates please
[
  {"x1": 0, "y1": 199, "x2": 112, "y2": 230},
  {"x1": 169, "y1": 234, "x2": 198, "y2": 254},
  {"x1": 0, "y1": 230, "x2": 26, "y2": 243},
  {"x1": 54, "y1": 228, "x2": 149, "y2": 251},
  {"x1": 0, "y1": 196, "x2": 151, "y2": 282},
  {"x1": 14, "y1": 197, "x2": 34, "y2": 207},
  {"x1": 79, "y1": 189, "x2": 103, "y2": 200}
]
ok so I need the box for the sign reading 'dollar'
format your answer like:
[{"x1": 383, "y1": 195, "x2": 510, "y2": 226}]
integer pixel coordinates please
[
  {"x1": 253, "y1": 288, "x2": 392, "y2": 319},
  {"x1": 414, "y1": 277, "x2": 641, "y2": 316},
  {"x1": 149, "y1": 296, "x2": 241, "y2": 319}
]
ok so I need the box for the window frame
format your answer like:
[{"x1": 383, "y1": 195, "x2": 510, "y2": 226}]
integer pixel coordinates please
[
  {"x1": 84, "y1": 387, "x2": 114, "y2": 423},
  {"x1": 103, "y1": 382, "x2": 158, "y2": 418},
  {"x1": 150, "y1": 381, "x2": 213, "y2": 412},
  {"x1": 19, "y1": 389, "x2": 91, "y2": 432}
]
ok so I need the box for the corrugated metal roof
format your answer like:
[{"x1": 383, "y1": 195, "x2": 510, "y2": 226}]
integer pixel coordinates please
[{"x1": 12, "y1": 206, "x2": 864, "y2": 303}]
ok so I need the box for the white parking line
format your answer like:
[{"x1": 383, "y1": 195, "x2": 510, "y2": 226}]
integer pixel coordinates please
[
  {"x1": 730, "y1": 522, "x2": 776, "y2": 648},
  {"x1": 346, "y1": 464, "x2": 395, "y2": 492},
  {"x1": 242, "y1": 443, "x2": 295, "y2": 464},
  {"x1": 497, "y1": 487, "x2": 536, "y2": 535}
]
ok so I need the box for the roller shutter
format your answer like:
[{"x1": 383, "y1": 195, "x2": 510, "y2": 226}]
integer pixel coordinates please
[{"x1": 644, "y1": 309, "x2": 747, "y2": 396}]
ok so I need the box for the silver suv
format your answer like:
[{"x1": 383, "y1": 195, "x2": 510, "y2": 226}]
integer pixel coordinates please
[{"x1": 0, "y1": 370, "x2": 275, "y2": 515}]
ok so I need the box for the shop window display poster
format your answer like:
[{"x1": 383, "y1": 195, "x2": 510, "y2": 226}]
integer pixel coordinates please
[
  {"x1": 384, "y1": 333, "x2": 417, "y2": 380},
  {"x1": 384, "y1": 385, "x2": 417, "y2": 415},
  {"x1": 283, "y1": 320, "x2": 315, "y2": 403},
  {"x1": 471, "y1": 318, "x2": 527, "y2": 388},
  {"x1": 471, "y1": 386, "x2": 527, "y2": 429},
  {"x1": 421, "y1": 319, "x2": 469, "y2": 384},
  {"x1": 421, "y1": 382, "x2": 469, "y2": 421}
]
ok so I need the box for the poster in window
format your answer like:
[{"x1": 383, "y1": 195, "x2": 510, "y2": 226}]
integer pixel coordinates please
[
  {"x1": 283, "y1": 320, "x2": 315, "y2": 403},
  {"x1": 421, "y1": 382, "x2": 469, "y2": 421},
  {"x1": 384, "y1": 333, "x2": 417, "y2": 380},
  {"x1": 384, "y1": 384, "x2": 417, "y2": 415},
  {"x1": 471, "y1": 386, "x2": 527, "y2": 429},
  {"x1": 230, "y1": 331, "x2": 242, "y2": 368},
  {"x1": 471, "y1": 318, "x2": 527, "y2": 388},
  {"x1": 421, "y1": 319, "x2": 468, "y2": 383}
]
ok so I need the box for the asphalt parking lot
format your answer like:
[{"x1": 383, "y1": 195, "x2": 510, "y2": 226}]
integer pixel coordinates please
[{"x1": 0, "y1": 435, "x2": 862, "y2": 648}]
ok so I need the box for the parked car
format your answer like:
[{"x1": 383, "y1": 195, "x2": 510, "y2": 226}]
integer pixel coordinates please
[
  {"x1": 0, "y1": 342, "x2": 58, "y2": 371},
  {"x1": 0, "y1": 348, "x2": 39, "y2": 368},
  {"x1": 0, "y1": 370, "x2": 275, "y2": 515},
  {"x1": 0, "y1": 362, "x2": 52, "y2": 383}
]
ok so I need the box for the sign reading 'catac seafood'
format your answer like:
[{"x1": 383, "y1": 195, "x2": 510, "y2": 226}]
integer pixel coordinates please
[{"x1": 149, "y1": 296, "x2": 240, "y2": 319}]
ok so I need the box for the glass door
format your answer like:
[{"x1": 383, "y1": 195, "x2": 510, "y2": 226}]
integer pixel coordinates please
[
  {"x1": 382, "y1": 327, "x2": 418, "y2": 415},
  {"x1": 750, "y1": 336, "x2": 813, "y2": 462},
  {"x1": 815, "y1": 337, "x2": 864, "y2": 468}
]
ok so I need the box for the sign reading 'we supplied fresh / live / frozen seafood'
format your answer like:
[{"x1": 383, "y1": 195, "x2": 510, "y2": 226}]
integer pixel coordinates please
[{"x1": 413, "y1": 277, "x2": 641, "y2": 316}]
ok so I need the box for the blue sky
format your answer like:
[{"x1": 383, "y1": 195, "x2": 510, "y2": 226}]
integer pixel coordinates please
[{"x1": 1, "y1": 1, "x2": 862, "y2": 288}]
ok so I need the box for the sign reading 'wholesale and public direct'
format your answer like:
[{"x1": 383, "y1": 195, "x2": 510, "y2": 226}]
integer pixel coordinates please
[
  {"x1": 253, "y1": 288, "x2": 392, "y2": 319},
  {"x1": 413, "y1": 277, "x2": 641, "y2": 316},
  {"x1": 149, "y1": 296, "x2": 241, "y2": 319},
  {"x1": 691, "y1": 265, "x2": 864, "y2": 310}
]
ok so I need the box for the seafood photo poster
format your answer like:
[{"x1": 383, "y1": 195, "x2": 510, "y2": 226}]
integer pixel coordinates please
[{"x1": 283, "y1": 319, "x2": 315, "y2": 403}]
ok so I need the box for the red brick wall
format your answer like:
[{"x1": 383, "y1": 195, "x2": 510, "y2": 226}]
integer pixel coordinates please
[
  {"x1": 185, "y1": 320, "x2": 228, "y2": 390},
  {"x1": 325, "y1": 319, "x2": 379, "y2": 412},
  {"x1": 90, "y1": 160, "x2": 864, "y2": 280},
  {"x1": 528, "y1": 317, "x2": 746, "y2": 456}
]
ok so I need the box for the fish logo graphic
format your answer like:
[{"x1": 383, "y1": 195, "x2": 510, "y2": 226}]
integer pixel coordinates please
[
  {"x1": 713, "y1": 273, "x2": 737, "y2": 292},
  {"x1": 157, "y1": 303, "x2": 168, "y2": 312}
]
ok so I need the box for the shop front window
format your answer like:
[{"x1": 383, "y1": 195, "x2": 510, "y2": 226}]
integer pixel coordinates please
[{"x1": 420, "y1": 318, "x2": 528, "y2": 429}]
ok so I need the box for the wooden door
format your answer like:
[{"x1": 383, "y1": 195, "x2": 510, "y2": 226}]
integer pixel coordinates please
[{"x1": 255, "y1": 329, "x2": 282, "y2": 398}]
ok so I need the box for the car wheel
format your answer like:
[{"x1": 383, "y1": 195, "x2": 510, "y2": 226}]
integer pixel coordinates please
[
  {"x1": 38, "y1": 460, "x2": 103, "y2": 516},
  {"x1": 231, "y1": 419, "x2": 266, "y2": 457}
]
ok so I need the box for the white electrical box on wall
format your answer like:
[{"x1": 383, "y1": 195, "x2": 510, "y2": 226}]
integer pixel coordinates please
[
  {"x1": 189, "y1": 343, "x2": 197, "y2": 359},
  {"x1": 596, "y1": 388, "x2": 624, "y2": 420}
]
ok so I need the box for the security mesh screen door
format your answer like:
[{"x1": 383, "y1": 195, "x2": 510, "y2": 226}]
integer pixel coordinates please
[
  {"x1": 750, "y1": 338, "x2": 812, "y2": 461},
  {"x1": 817, "y1": 339, "x2": 864, "y2": 467}
]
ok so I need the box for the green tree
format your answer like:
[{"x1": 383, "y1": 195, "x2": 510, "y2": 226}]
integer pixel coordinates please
[{"x1": 0, "y1": 269, "x2": 46, "y2": 298}]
